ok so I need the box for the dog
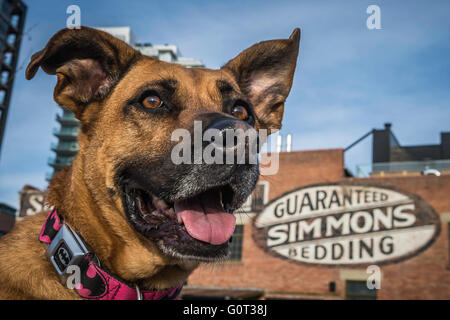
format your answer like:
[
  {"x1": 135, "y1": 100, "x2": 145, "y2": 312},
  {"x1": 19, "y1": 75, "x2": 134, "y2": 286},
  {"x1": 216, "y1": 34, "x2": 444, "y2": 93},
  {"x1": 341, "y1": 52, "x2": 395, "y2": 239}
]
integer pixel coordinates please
[{"x1": 0, "y1": 26, "x2": 299, "y2": 299}]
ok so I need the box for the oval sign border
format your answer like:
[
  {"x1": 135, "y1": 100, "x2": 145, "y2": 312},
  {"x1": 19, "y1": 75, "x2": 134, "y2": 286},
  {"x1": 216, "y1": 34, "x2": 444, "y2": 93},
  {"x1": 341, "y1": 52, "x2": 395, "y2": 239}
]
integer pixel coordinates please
[{"x1": 252, "y1": 180, "x2": 442, "y2": 268}]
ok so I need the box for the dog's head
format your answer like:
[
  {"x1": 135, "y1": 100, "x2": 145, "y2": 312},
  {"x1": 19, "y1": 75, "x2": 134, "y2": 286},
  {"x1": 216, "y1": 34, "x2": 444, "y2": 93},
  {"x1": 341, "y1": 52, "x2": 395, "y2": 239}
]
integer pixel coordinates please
[{"x1": 27, "y1": 26, "x2": 299, "y2": 279}]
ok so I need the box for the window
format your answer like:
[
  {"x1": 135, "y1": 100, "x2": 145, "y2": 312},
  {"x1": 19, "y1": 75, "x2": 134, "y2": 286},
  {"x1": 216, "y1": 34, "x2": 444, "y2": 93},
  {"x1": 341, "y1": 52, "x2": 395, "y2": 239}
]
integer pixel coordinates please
[
  {"x1": 250, "y1": 181, "x2": 269, "y2": 212},
  {"x1": 251, "y1": 184, "x2": 266, "y2": 211},
  {"x1": 6, "y1": 33, "x2": 15, "y2": 46},
  {"x1": 10, "y1": 14, "x2": 19, "y2": 29},
  {"x1": 346, "y1": 280, "x2": 377, "y2": 300},
  {"x1": 238, "y1": 181, "x2": 269, "y2": 213},
  {"x1": 1, "y1": 71, "x2": 9, "y2": 84},
  {"x1": 227, "y1": 225, "x2": 244, "y2": 261}
]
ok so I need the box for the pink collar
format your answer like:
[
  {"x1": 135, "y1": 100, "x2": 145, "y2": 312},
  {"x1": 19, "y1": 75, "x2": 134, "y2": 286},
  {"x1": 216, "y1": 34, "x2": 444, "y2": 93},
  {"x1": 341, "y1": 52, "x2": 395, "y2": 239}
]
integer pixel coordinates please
[{"x1": 39, "y1": 209, "x2": 183, "y2": 300}]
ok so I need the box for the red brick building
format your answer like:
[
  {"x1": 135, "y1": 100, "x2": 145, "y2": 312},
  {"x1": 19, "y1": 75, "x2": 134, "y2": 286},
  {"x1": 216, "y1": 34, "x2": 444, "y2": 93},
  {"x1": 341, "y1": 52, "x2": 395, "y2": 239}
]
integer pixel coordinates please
[
  {"x1": 0, "y1": 202, "x2": 15, "y2": 238},
  {"x1": 184, "y1": 149, "x2": 450, "y2": 300}
]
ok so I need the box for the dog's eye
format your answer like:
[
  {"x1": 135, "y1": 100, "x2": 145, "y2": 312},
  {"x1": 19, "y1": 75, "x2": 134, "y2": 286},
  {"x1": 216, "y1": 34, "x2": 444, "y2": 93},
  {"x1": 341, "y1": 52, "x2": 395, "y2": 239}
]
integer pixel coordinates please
[
  {"x1": 141, "y1": 95, "x2": 163, "y2": 109},
  {"x1": 231, "y1": 105, "x2": 249, "y2": 121}
]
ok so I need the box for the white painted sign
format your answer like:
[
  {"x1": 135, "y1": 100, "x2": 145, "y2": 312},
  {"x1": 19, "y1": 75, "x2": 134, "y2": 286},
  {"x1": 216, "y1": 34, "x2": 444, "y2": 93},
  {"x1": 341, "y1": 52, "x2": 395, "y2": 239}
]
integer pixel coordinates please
[
  {"x1": 253, "y1": 183, "x2": 440, "y2": 266},
  {"x1": 18, "y1": 187, "x2": 48, "y2": 218}
]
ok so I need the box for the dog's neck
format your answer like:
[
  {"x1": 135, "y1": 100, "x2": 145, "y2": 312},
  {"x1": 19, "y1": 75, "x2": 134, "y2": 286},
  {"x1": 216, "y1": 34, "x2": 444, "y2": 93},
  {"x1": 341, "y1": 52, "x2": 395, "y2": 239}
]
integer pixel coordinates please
[
  {"x1": 46, "y1": 156, "x2": 198, "y2": 290},
  {"x1": 47, "y1": 163, "x2": 114, "y2": 259}
]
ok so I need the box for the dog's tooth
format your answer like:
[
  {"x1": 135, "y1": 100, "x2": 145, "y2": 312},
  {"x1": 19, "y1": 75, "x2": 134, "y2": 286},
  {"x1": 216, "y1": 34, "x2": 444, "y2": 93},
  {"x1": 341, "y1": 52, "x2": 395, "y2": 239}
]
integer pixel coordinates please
[
  {"x1": 161, "y1": 200, "x2": 169, "y2": 209},
  {"x1": 136, "y1": 196, "x2": 144, "y2": 212},
  {"x1": 143, "y1": 215, "x2": 153, "y2": 224},
  {"x1": 152, "y1": 196, "x2": 169, "y2": 210},
  {"x1": 176, "y1": 213, "x2": 183, "y2": 224},
  {"x1": 165, "y1": 207, "x2": 177, "y2": 220},
  {"x1": 160, "y1": 221, "x2": 172, "y2": 230}
]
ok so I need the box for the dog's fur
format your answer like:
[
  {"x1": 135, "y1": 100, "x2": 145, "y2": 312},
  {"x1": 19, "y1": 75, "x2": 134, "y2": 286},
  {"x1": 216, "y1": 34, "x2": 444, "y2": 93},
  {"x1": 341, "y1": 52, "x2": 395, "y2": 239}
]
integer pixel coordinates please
[{"x1": 0, "y1": 27, "x2": 299, "y2": 299}]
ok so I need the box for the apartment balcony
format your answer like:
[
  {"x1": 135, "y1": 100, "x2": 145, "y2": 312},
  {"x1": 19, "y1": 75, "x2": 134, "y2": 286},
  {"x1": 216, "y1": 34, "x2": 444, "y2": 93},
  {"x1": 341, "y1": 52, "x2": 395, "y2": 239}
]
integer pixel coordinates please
[
  {"x1": 50, "y1": 142, "x2": 78, "y2": 155},
  {"x1": 354, "y1": 159, "x2": 450, "y2": 177},
  {"x1": 56, "y1": 113, "x2": 79, "y2": 126},
  {"x1": 48, "y1": 156, "x2": 74, "y2": 169},
  {"x1": 52, "y1": 127, "x2": 79, "y2": 139}
]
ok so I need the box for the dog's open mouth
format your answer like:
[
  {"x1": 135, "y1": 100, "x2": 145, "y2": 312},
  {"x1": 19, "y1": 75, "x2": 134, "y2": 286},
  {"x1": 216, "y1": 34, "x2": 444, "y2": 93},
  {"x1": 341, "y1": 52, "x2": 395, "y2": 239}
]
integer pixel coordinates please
[{"x1": 121, "y1": 183, "x2": 237, "y2": 261}]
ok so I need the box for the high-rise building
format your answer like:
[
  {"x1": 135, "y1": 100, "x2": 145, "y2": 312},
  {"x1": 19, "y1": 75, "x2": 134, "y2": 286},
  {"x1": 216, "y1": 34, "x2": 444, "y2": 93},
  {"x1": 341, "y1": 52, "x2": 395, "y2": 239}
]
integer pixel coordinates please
[
  {"x1": 0, "y1": 0, "x2": 27, "y2": 158},
  {"x1": 96, "y1": 26, "x2": 205, "y2": 68},
  {"x1": 47, "y1": 107, "x2": 79, "y2": 176},
  {"x1": 48, "y1": 26, "x2": 204, "y2": 178}
]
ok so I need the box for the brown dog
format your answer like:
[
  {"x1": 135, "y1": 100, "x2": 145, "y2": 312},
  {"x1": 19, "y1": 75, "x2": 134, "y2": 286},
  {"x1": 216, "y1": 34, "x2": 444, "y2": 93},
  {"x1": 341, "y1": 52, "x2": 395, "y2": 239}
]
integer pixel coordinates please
[{"x1": 0, "y1": 26, "x2": 299, "y2": 299}]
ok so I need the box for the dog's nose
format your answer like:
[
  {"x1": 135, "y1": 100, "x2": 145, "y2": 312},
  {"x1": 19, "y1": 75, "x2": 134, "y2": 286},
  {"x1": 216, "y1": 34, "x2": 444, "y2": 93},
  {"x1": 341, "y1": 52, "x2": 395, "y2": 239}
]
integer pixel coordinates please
[{"x1": 205, "y1": 118, "x2": 258, "y2": 164}]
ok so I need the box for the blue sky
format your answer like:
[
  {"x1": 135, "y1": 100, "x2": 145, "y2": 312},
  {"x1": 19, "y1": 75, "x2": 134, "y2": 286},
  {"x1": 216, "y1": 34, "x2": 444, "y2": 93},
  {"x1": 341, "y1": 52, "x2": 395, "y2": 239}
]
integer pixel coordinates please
[{"x1": 0, "y1": 0, "x2": 449, "y2": 208}]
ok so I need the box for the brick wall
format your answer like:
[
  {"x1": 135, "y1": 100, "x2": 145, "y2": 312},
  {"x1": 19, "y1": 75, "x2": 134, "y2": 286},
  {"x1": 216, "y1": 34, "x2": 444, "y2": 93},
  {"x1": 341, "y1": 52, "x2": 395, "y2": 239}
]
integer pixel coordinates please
[
  {"x1": 0, "y1": 211, "x2": 15, "y2": 234},
  {"x1": 187, "y1": 149, "x2": 450, "y2": 299}
]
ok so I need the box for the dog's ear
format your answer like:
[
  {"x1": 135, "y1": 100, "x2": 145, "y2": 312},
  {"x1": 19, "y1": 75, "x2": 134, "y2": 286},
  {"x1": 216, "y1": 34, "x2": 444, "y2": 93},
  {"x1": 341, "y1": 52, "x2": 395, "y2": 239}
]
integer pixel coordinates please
[
  {"x1": 222, "y1": 28, "x2": 300, "y2": 132},
  {"x1": 26, "y1": 27, "x2": 140, "y2": 119}
]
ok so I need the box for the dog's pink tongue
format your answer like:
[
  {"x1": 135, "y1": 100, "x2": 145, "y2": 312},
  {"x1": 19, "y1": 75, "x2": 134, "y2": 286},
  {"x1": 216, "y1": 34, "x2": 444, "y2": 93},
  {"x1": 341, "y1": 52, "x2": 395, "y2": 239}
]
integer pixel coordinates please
[{"x1": 174, "y1": 190, "x2": 235, "y2": 245}]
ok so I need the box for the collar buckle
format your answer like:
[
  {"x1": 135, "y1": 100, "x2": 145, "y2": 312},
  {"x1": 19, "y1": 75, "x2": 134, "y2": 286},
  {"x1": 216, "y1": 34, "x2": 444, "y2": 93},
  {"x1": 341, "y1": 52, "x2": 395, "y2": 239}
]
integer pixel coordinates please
[
  {"x1": 41, "y1": 209, "x2": 183, "y2": 300},
  {"x1": 46, "y1": 224, "x2": 90, "y2": 275}
]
